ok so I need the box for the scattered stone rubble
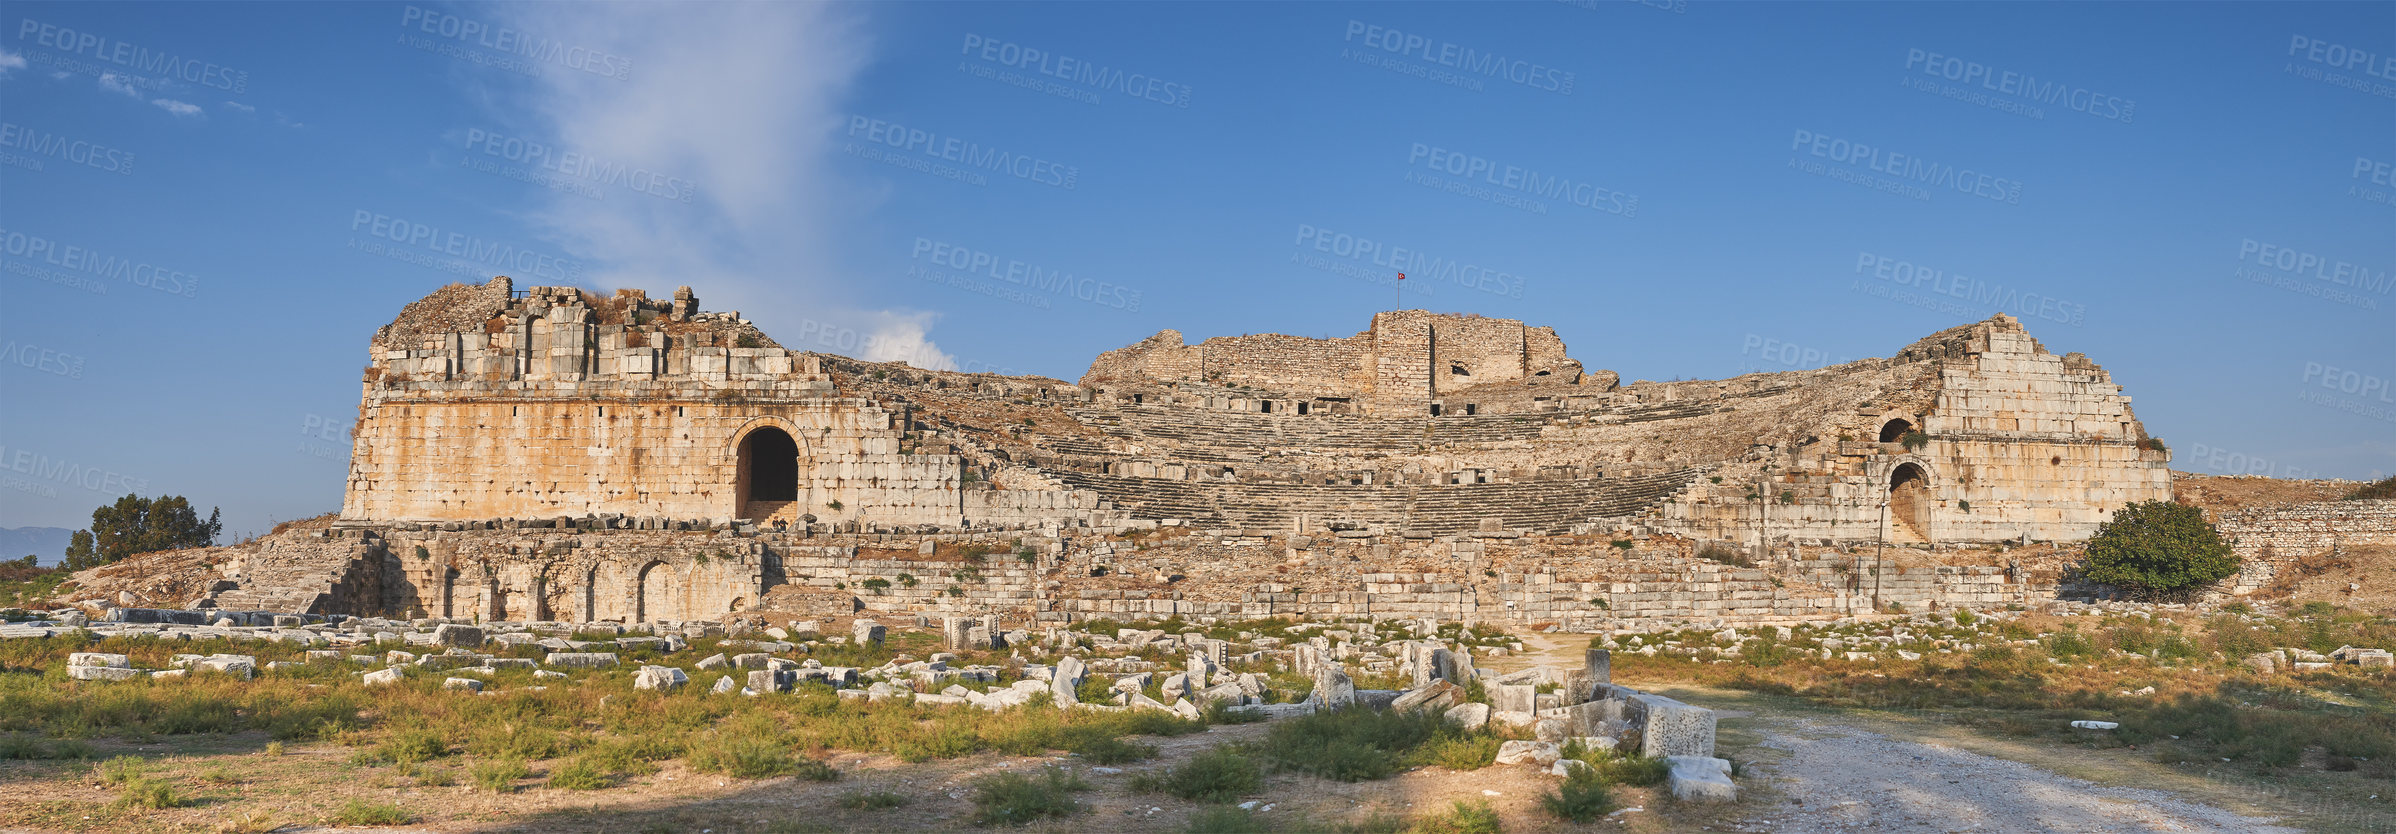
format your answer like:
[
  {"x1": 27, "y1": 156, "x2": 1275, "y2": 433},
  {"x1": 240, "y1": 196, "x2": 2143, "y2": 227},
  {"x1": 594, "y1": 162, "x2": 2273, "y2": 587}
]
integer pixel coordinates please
[{"x1": 9, "y1": 605, "x2": 1738, "y2": 799}]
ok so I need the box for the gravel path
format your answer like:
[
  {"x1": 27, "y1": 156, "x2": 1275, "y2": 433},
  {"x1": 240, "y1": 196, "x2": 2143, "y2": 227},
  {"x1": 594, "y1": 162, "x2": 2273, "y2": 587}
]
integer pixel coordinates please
[{"x1": 1736, "y1": 716, "x2": 2300, "y2": 834}]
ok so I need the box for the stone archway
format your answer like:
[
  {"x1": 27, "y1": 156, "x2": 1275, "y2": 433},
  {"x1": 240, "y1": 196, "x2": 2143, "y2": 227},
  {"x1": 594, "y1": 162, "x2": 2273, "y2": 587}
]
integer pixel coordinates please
[
  {"x1": 729, "y1": 418, "x2": 813, "y2": 523},
  {"x1": 636, "y1": 561, "x2": 674, "y2": 623},
  {"x1": 1879, "y1": 417, "x2": 1917, "y2": 443},
  {"x1": 1889, "y1": 462, "x2": 1932, "y2": 543}
]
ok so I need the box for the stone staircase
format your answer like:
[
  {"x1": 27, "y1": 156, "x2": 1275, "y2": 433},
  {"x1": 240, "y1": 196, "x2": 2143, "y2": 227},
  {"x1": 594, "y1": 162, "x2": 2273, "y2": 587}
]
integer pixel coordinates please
[
  {"x1": 1067, "y1": 405, "x2": 1559, "y2": 460},
  {"x1": 208, "y1": 537, "x2": 382, "y2": 615},
  {"x1": 1052, "y1": 469, "x2": 1701, "y2": 534}
]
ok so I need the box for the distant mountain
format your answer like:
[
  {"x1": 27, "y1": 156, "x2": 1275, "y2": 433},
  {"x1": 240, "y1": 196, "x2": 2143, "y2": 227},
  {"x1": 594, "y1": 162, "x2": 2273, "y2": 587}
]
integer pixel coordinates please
[{"x1": 0, "y1": 527, "x2": 76, "y2": 566}]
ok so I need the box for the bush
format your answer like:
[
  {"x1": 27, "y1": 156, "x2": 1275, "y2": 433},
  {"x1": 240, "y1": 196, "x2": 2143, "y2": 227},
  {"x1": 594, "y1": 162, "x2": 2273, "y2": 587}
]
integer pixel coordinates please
[
  {"x1": 2347, "y1": 476, "x2": 2396, "y2": 500},
  {"x1": 2081, "y1": 501, "x2": 2238, "y2": 595},
  {"x1": 1412, "y1": 800, "x2": 1503, "y2": 834},
  {"x1": 111, "y1": 775, "x2": 179, "y2": 810},
  {"x1": 1541, "y1": 769, "x2": 1615, "y2": 823},
  {"x1": 1900, "y1": 430, "x2": 1929, "y2": 450},
  {"x1": 333, "y1": 799, "x2": 412, "y2": 825},
  {"x1": 1256, "y1": 708, "x2": 1476, "y2": 782},
  {"x1": 970, "y1": 767, "x2": 1087, "y2": 826},
  {"x1": 687, "y1": 734, "x2": 812, "y2": 779},
  {"x1": 1186, "y1": 805, "x2": 1268, "y2": 834},
  {"x1": 546, "y1": 758, "x2": 615, "y2": 790},
  {"x1": 471, "y1": 757, "x2": 530, "y2": 793},
  {"x1": 837, "y1": 790, "x2": 909, "y2": 810},
  {"x1": 1132, "y1": 746, "x2": 1260, "y2": 802}
]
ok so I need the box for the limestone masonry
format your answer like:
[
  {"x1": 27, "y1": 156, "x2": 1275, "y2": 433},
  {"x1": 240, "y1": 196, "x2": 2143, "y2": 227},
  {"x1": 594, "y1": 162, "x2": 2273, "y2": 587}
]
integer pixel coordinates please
[{"x1": 205, "y1": 277, "x2": 2198, "y2": 625}]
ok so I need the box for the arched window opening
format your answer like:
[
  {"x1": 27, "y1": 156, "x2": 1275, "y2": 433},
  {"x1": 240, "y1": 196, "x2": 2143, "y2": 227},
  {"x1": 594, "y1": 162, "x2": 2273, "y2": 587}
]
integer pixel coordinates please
[
  {"x1": 737, "y1": 427, "x2": 799, "y2": 519},
  {"x1": 1878, "y1": 418, "x2": 1916, "y2": 443}
]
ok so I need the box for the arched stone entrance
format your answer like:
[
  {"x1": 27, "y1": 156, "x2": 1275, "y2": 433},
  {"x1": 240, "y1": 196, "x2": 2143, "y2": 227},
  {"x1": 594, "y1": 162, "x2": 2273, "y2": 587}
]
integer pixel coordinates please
[
  {"x1": 1888, "y1": 462, "x2": 1932, "y2": 543},
  {"x1": 736, "y1": 426, "x2": 800, "y2": 521},
  {"x1": 1879, "y1": 418, "x2": 1917, "y2": 443},
  {"x1": 636, "y1": 561, "x2": 673, "y2": 623}
]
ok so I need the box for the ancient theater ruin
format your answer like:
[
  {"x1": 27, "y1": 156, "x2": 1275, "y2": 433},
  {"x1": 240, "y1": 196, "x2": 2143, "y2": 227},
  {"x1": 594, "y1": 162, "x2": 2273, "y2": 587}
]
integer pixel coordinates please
[{"x1": 185, "y1": 276, "x2": 2180, "y2": 626}]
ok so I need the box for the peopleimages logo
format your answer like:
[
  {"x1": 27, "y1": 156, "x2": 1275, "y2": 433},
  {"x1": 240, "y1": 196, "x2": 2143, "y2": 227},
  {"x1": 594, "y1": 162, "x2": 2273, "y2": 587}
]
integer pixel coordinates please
[
  {"x1": 0, "y1": 122, "x2": 135, "y2": 175},
  {"x1": 1342, "y1": 21, "x2": 1573, "y2": 95},
  {"x1": 1852, "y1": 252, "x2": 2085, "y2": 326},
  {"x1": 15, "y1": 18, "x2": 249, "y2": 93},
  {"x1": 348, "y1": 211, "x2": 585, "y2": 283},
  {"x1": 1792, "y1": 130, "x2": 2024, "y2": 204},
  {"x1": 398, "y1": 6, "x2": 632, "y2": 80},
  {"x1": 1901, "y1": 49, "x2": 2135, "y2": 123},
  {"x1": 1293, "y1": 224, "x2": 1527, "y2": 299},
  {"x1": 2236, "y1": 239, "x2": 2392, "y2": 294},
  {"x1": 843, "y1": 116, "x2": 1078, "y2": 190},
  {"x1": 1405, "y1": 143, "x2": 1635, "y2": 217},
  {"x1": 958, "y1": 34, "x2": 1190, "y2": 108},
  {"x1": 909, "y1": 238, "x2": 1141, "y2": 312},
  {"x1": 462, "y1": 128, "x2": 696, "y2": 202},
  {"x1": 0, "y1": 227, "x2": 200, "y2": 297}
]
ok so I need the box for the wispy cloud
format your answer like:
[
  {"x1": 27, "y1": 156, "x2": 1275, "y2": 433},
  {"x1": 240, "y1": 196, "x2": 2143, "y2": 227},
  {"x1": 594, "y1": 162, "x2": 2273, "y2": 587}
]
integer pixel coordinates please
[
  {"x1": 858, "y1": 311, "x2": 958, "y2": 370},
  {"x1": 0, "y1": 50, "x2": 25, "y2": 76},
  {"x1": 151, "y1": 99, "x2": 201, "y2": 117},
  {"x1": 488, "y1": 4, "x2": 949, "y2": 366},
  {"x1": 223, "y1": 100, "x2": 256, "y2": 114},
  {"x1": 97, "y1": 72, "x2": 142, "y2": 98}
]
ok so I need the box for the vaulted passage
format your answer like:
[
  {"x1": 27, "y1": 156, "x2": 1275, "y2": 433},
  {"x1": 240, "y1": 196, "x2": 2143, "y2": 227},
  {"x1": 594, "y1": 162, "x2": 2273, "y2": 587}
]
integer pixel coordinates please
[
  {"x1": 636, "y1": 561, "x2": 674, "y2": 623},
  {"x1": 1889, "y1": 462, "x2": 1931, "y2": 543},
  {"x1": 738, "y1": 427, "x2": 799, "y2": 507}
]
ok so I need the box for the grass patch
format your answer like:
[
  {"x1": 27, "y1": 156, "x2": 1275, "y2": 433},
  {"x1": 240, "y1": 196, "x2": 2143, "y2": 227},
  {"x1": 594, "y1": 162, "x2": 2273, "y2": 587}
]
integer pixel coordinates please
[
  {"x1": 332, "y1": 799, "x2": 412, "y2": 825},
  {"x1": 1410, "y1": 800, "x2": 1502, "y2": 834},
  {"x1": 970, "y1": 766, "x2": 1088, "y2": 826},
  {"x1": 836, "y1": 789, "x2": 909, "y2": 810},
  {"x1": 1255, "y1": 707, "x2": 1498, "y2": 781},
  {"x1": 1540, "y1": 769, "x2": 1615, "y2": 822},
  {"x1": 110, "y1": 775, "x2": 179, "y2": 810},
  {"x1": 1130, "y1": 745, "x2": 1260, "y2": 802},
  {"x1": 470, "y1": 757, "x2": 530, "y2": 793}
]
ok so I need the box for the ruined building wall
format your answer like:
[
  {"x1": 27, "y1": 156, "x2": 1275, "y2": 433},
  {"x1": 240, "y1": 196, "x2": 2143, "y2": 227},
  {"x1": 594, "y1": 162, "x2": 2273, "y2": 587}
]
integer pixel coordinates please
[
  {"x1": 2216, "y1": 501, "x2": 2396, "y2": 594},
  {"x1": 342, "y1": 279, "x2": 968, "y2": 527},
  {"x1": 1083, "y1": 312, "x2": 1585, "y2": 417}
]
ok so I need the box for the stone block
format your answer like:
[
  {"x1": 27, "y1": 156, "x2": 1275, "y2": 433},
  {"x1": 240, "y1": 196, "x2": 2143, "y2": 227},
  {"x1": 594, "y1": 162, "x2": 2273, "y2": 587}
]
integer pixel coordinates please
[
  {"x1": 1050, "y1": 655, "x2": 1087, "y2": 707},
  {"x1": 1495, "y1": 740, "x2": 1561, "y2": 766},
  {"x1": 1313, "y1": 664, "x2": 1355, "y2": 709},
  {"x1": 1626, "y1": 692, "x2": 1716, "y2": 758},
  {"x1": 852, "y1": 620, "x2": 885, "y2": 646},
  {"x1": 1665, "y1": 755, "x2": 1736, "y2": 802},
  {"x1": 634, "y1": 665, "x2": 688, "y2": 692},
  {"x1": 443, "y1": 677, "x2": 484, "y2": 692},
  {"x1": 433, "y1": 624, "x2": 486, "y2": 648},
  {"x1": 1391, "y1": 680, "x2": 1459, "y2": 713},
  {"x1": 1444, "y1": 702, "x2": 1490, "y2": 729},
  {"x1": 545, "y1": 652, "x2": 620, "y2": 669},
  {"x1": 68, "y1": 665, "x2": 140, "y2": 681},
  {"x1": 68, "y1": 652, "x2": 130, "y2": 669},
  {"x1": 364, "y1": 667, "x2": 407, "y2": 686}
]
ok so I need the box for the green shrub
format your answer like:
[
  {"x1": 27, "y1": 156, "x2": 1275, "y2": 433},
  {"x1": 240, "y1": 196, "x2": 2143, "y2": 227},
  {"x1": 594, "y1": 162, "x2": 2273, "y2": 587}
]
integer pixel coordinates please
[
  {"x1": 836, "y1": 790, "x2": 909, "y2": 810},
  {"x1": 970, "y1": 767, "x2": 1087, "y2": 826},
  {"x1": 1185, "y1": 805, "x2": 1267, "y2": 834},
  {"x1": 1132, "y1": 746, "x2": 1260, "y2": 802},
  {"x1": 471, "y1": 757, "x2": 530, "y2": 793},
  {"x1": 1541, "y1": 769, "x2": 1613, "y2": 822},
  {"x1": 686, "y1": 734, "x2": 809, "y2": 779},
  {"x1": 1413, "y1": 800, "x2": 1503, "y2": 834},
  {"x1": 2046, "y1": 630, "x2": 2096, "y2": 658},
  {"x1": 1257, "y1": 708, "x2": 1448, "y2": 781},
  {"x1": 2081, "y1": 501, "x2": 2238, "y2": 595},
  {"x1": 332, "y1": 799, "x2": 412, "y2": 825},
  {"x1": 2347, "y1": 476, "x2": 2396, "y2": 500},
  {"x1": 546, "y1": 758, "x2": 615, "y2": 790},
  {"x1": 98, "y1": 755, "x2": 145, "y2": 784},
  {"x1": 1062, "y1": 728, "x2": 1155, "y2": 765},
  {"x1": 112, "y1": 775, "x2": 179, "y2": 810},
  {"x1": 1900, "y1": 430, "x2": 1929, "y2": 450},
  {"x1": 1417, "y1": 733, "x2": 1501, "y2": 770}
]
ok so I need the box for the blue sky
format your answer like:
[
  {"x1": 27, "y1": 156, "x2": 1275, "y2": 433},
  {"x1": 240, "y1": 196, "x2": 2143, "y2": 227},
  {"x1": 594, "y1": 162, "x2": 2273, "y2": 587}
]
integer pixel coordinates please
[{"x1": 1, "y1": 1, "x2": 2390, "y2": 547}]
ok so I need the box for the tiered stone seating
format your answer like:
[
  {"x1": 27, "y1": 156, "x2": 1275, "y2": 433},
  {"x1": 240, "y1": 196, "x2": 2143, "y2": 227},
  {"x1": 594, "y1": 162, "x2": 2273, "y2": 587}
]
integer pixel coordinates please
[
  {"x1": 1066, "y1": 405, "x2": 1559, "y2": 460},
  {"x1": 1051, "y1": 469, "x2": 1700, "y2": 534}
]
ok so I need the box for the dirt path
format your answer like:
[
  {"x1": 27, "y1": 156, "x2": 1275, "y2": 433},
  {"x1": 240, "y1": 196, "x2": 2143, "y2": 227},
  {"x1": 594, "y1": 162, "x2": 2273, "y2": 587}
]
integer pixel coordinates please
[
  {"x1": 1729, "y1": 714, "x2": 2299, "y2": 834},
  {"x1": 1499, "y1": 631, "x2": 2303, "y2": 833}
]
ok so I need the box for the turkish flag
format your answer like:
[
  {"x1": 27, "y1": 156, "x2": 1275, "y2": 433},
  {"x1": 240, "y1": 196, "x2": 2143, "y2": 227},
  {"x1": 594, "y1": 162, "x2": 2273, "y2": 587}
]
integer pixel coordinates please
[{"x1": 1397, "y1": 272, "x2": 1406, "y2": 280}]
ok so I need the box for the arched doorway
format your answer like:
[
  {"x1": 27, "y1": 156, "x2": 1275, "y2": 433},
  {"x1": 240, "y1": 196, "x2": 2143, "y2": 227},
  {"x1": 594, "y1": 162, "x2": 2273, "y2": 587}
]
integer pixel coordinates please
[
  {"x1": 1878, "y1": 418, "x2": 1916, "y2": 443},
  {"x1": 636, "y1": 561, "x2": 673, "y2": 623},
  {"x1": 1888, "y1": 463, "x2": 1932, "y2": 543},
  {"x1": 737, "y1": 426, "x2": 799, "y2": 520}
]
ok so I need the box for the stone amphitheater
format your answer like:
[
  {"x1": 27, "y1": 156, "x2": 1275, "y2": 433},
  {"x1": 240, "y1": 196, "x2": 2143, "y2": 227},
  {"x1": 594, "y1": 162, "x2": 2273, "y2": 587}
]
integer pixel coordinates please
[{"x1": 144, "y1": 276, "x2": 2207, "y2": 630}]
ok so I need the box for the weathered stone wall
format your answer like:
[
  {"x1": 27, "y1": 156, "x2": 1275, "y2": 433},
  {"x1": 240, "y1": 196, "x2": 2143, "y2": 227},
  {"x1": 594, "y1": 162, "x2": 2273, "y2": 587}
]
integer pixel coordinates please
[
  {"x1": 342, "y1": 279, "x2": 976, "y2": 528},
  {"x1": 2218, "y1": 500, "x2": 2396, "y2": 593}
]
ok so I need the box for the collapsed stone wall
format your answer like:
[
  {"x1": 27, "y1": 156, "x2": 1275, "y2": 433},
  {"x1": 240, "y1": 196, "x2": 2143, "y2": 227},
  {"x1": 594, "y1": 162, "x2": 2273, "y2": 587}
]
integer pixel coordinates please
[
  {"x1": 2218, "y1": 500, "x2": 2396, "y2": 594},
  {"x1": 237, "y1": 523, "x2": 2027, "y2": 631}
]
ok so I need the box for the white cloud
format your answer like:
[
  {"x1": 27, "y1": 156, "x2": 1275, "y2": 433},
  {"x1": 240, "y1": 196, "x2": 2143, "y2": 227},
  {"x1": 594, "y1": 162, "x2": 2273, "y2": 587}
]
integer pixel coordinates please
[
  {"x1": 0, "y1": 50, "x2": 25, "y2": 76},
  {"x1": 222, "y1": 100, "x2": 256, "y2": 114},
  {"x1": 858, "y1": 311, "x2": 958, "y2": 370},
  {"x1": 488, "y1": 5, "x2": 941, "y2": 365},
  {"x1": 97, "y1": 72, "x2": 142, "y2": 98},
  {"x1": 151, "y1": 98, "x2": 201, "y2": 117}
]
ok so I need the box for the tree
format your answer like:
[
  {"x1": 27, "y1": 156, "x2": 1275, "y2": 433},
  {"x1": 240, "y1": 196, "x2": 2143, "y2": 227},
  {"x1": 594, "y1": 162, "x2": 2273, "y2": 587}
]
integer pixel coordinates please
[
  {"x1": 59, "y1": 494, "x2": 221, "y2": 570},
  {"x1": 2081, "y1": 500, "x2": 2237, "y2": 595}
]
